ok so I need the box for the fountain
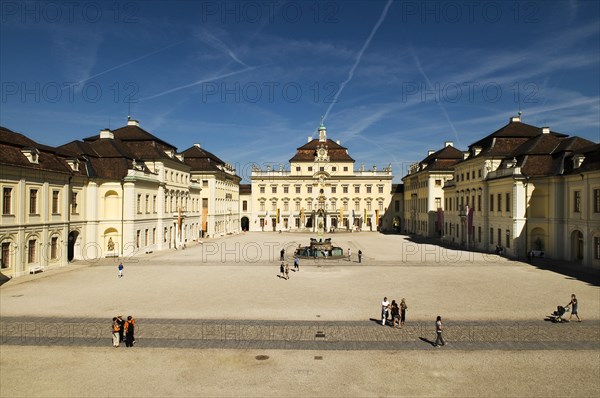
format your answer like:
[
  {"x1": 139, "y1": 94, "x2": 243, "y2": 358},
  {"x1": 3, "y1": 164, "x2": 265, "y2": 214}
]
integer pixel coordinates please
[{"x1": 296, "y1": 237, "x2": 345, "y2": 258}]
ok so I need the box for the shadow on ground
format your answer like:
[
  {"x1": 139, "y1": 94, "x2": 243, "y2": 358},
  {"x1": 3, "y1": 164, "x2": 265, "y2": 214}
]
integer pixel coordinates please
[{"x1": 404, "y1": 234, "x2": 600, "y2": 287}]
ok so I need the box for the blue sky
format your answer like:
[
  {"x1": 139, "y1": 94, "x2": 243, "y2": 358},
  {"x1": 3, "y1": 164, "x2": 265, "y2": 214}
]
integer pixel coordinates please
[{"x1": 1, "y1": 0, "x2": 599, "y2": 182}]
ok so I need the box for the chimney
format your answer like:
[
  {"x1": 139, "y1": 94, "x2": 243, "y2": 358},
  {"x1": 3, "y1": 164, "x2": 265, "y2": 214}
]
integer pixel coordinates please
[
  {"x1": 510, "y1": 115, "x2": 521, "y2": 123},
  {"x1": 127, "y1": 119, "x2": 140, "y2": 126},
  {"x1": 541, "y1": 127, "x2": 550, "y2": 134},
  {"x1": 445, "y1": 141, "x2": 453, "y2": 147},
  {"x1": 307, "y1": 136, "x2": 312, "y2": 143},
  {"x1": 194, "y1": 143, "x2": 201, "y2": 148},
  {"x1": 428, "y1": 150, "x2": 435, "y2": 156},
  {"x1": 100, "y1": 128, "x2": 114, "y2": 139}
]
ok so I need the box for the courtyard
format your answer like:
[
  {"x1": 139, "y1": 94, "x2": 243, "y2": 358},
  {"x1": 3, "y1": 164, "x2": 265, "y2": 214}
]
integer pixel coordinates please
[{"x1": 1, "y1": 232, "x2": 599, "y2": 397}]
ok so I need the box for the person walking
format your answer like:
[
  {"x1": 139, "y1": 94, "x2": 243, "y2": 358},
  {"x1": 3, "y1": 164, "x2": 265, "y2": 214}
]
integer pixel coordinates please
[
  {"x1": 358, "y1": 250, "x2": 362, "y2": 263},
  {"x1": 348, "y1": 248, "x2": 352, "y2": 262},
  {"x1": 124, "y1": 316, "x2": 135, "y2": 347},
  {"x1": 118, "y1": 262, "x2": 124, "y2": 278},
  {"x1": 391, "y1": 300, "x2": 400, "y2": 328},
  {"x1": 116, "y1": 315, "x2": 125, "y2": 342},
  {"x1": 293, "y1": 256, "x2": 299, "y2": 271},
  {"x1": 280, "y1": 248, "x2": 285, "y2": 261},
  {"x1": 400, "y1": 299, "x2": 408, "y2": 328},
  {"x1": 285, "y1": 263, "x2": 290, "y2": 280},
  {"x1": 280, "y1": 262, "x2": 285, "y2": 278},
  {"x1": 381, "y1": 297, "x2": 390, "y2": 326},
  {"x1": 434, "y1": 316, "x2": 445, "y2": 347},
  {"x1": 566, "y1": 294, "x2": 582, "y2": 322},
  {"x1": 112, "y1": 317, "x2": 120, "y2": 348}
]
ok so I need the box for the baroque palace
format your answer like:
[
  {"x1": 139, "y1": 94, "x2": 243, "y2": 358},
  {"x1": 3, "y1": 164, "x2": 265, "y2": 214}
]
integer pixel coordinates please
[
  {"x1": 403, "y1": 115, "x2": 600, "y2": 268},
  {"x1": 1, "y1": 115, "x2": 598, "y2": 277}
]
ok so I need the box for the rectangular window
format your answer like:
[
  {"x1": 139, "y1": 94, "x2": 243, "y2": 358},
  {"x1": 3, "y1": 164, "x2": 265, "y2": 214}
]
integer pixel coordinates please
[
  {"x1": 490, "y1": 228, "x2": 494, "y2": 244},
  {"x1": 343, "y1": 202, "x2": 348, "y2": 211},
  {"x1": 295, "y1": 202, "x2": 300, "y2": 212},
  {"x1": 366, "y1": 186, "x2": 371, "y2": 194},
  {"x1": 153, "y1": 228, "x2": 156, "y2": 244},
  {"x1": 354, "y1": 186, "x2": 360, "y2": 194},
  {"x1": 71, "y1": 192, "x2": 78, "y2": 214},
  {"x1": 435, "y1": 197, "x2": 441, "y2": 209},
  {"x1": 343, "y1": 167, "x2": 348, "y2": 172},
  {"x1": 378, "y1": 186, "x2": 384, "y2": 194},
  {"x1": 594, "y1": 189, "x2": 600, "y2": 213},
  {"x1": 259, "y1": 186, "x2": 265, "y2": 194},
  {"x1": 283, "y1": 186, "x2": 289, "y2": 194},
  {"x1": 466, "y1": 172, "x2": 470, "y2": 180},
  {"x1": 490, "y1": 194, "x2": 494, "y2": 212},
  {"x1": 272, "y1": 186, "x2": 277, "y2": 194},
  {"x1": 343, "y1": 186, "x2": 348, "y2": 194},
  {"x1": 478, "y1": 169, "x2": 482, "y2": 178},
  {"x1": 51, "y1": 237, "x2": 58, "y2": 260},
  {"x1": 145, "y1": 194, "x2": 150, "y2": 213},
  {"x1": 136, "y1": 230, "x2": 140, "y2": 248},
  {"x1": 295, "y1": 186, "x2": 301, "y2": 194},
  {"x1": 284, "y1": 202, "x2": 289, "y2": 211},
  {"x1": 478, "y1": 194, "x2": 482, "y2": 212},
  {"x1": 260, "y1": 202, "x2": 265, "y2": 212},
  {"x1": 2, "y1": 187, "x2": 11, "y2": 215},
  {"x1": 331, "y1": 201, "x2": 336, "y2": 211},
  {"x1": 202, "y1": 180, "x2": 208, "y2": 187},
  {"x1": 271, "y1": 203, "x2": 276, "y2": 212},
  {"x1": 331, "y1": 186, "x2": 336, "y2": 194},
  {"x1": 308, "y1": 167, "x2": 313, "y2": 172},
  {"x1": 478, "y1": 226, "x2": 481, "y2": 243},
  {"x1": 137, "y1": 194, "x2": 142, "y2": 213},
  {"x1": 243, "y1": 201, "x2": 248, "y2": 211},
  {"x1": 505, "y1": 229, "x2": 511, "y2": 248},
  {"x1": 29, "y1": 189, "x2": 38, "y2": 214},
  {"x1": 355, "y1": 202, "x2": 360, "y2": 211},
  {"x1": 332, "y1": 167, "x2": 337, "y2": 172},
  {"x1": 379, "y1": 202, "x2": 384, "y2": 212},
  {"x1": 574, "y1": 191, "x2": 581, "y2": 213},
  {"x1": 320, "y1": 166, "x2": 324, "y2": 171},
  {"x1": 1, "y1": 242, "x2": 10, "y2": 268},
  {"x1": 296, "y1": 166, "x2": 301, "y2": 172},
  {"x1": 367, "y1": 202, "x2": 372, "y2": 211},
  {"x1": 52, "y1": 191, "x2": 59, "y2": 214},
  {"x1": 498, "y1": 229, "x2": 502, "y2": 247},
  {"x1": 28, "y1": 239, "x2": 36, "y2": 263},
  {"x1": 435, "y1": 179, "x2": 442, "y2": 186},
  {"x1": 145, "y1": 229, "x2": 148, "y2": 246},
  {"x1": 506, "y1": 193, "x2": 511, "y2": 212},
  {"x1": 307, "y1": 186, "x2": 312, "y2": 194},
  {"x1": 498, "y1": 194, "x2": 502, "y2": 213},
  {"x1": 153, "y1": 195, "x2": 157, "y2": 213}
]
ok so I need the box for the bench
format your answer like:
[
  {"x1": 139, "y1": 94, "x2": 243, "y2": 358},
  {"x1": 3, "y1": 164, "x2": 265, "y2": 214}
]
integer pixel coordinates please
[{"x1": 29, "y1": 265, "x2": 44, "y2": 274}]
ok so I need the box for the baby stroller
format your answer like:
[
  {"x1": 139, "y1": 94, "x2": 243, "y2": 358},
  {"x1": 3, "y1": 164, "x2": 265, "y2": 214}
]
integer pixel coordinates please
[{"x1": 546, "y1": 305, "x2": 569, "y2": 323}]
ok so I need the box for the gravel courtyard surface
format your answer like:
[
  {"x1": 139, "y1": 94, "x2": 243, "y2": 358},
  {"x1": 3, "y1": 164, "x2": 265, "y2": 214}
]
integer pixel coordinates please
[{"x1": 1, "y1": 232, "x2": 599, "y2": 397}]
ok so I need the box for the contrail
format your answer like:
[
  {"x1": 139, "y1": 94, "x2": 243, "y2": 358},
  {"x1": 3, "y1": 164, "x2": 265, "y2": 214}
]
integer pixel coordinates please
[
  {"x1": 322, "y1": 0, "x2": 393, "y2": 123},
  {"x1": 139, "y1": 66, "x2": 258, "y2": 101},
  {"x1": 199, "y1": 30, "x2": 249, "y2": 68},
  {"x1": 410, "y1": 48, "x2": 461, "y2": 146},
  {"x1": 62, "y1": 40, "x2": 188, "y2": 90}
]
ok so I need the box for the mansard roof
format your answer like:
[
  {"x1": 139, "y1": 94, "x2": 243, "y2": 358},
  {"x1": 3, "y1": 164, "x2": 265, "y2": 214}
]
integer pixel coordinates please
[
  {"x1": 468, "y1": 119, "x2": 568, "y2": 158},
  {"x1": 180, "y1": 145, "x2": 226, "y2": 172},
  {"x1": 289, "y1": 138, "x2": 354, "y2": 162},
  {"x1": 0, "y1": 126, "x2": 85, "y2": 175}
]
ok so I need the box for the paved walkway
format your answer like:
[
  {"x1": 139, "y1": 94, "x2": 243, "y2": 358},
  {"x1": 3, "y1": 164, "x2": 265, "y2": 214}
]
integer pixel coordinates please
[{"x1": 2, "y1": 317, "x2": 598, "y2": 351}]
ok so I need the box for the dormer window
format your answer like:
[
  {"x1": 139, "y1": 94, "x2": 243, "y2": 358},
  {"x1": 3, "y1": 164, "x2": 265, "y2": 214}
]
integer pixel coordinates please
[
  {"x1": 21, "y1": 148, "x2": 40, "y2": 164},
  {"x1": 66, "y1": 159, "x2": 79, "y2": 172},
  {"x1": 164, "y1": 150, "x2": 175, "y2": 158},
  {"x1": 573, "y1": 155, "x2": 585, "y2": 169}
]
